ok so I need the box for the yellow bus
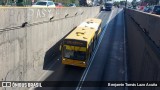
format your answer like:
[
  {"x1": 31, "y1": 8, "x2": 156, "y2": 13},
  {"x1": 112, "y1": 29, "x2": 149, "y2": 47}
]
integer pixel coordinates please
[{"x1": 60, "y1": 18, "x2": 102, "y2": 67}]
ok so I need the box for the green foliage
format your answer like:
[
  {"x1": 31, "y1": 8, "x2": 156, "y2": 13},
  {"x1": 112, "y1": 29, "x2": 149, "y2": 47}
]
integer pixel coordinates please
[
  {"x1": 120, "y1": 1, "x2": 126, "y2": 5},
  {"x1": 70, "y1": 0, "x2": 75, "y2": 3},
  {"x1": 132, "y1": 0, "x2": 137, "y2": 7},
  {"x1": 113, "y1": 1, "x2": 120, "y2": 6},
  {"x1": 53, "y1": 0, "x2": 76, "y2": 4}
]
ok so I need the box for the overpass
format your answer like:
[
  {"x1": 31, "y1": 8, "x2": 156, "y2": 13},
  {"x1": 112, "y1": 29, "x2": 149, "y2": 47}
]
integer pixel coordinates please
[{"x1": 0, "y1": 6, "x2": 160, "y2": 90}]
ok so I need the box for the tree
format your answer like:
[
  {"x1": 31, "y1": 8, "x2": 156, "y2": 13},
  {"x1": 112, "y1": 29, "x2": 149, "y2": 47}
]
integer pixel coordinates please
[
  {"x1": 79, "y1": 0, "x2": 87, "y2": 6},
  {"x1": 120, "y1": 1, "x2": 126, "y2": 5},
  {"x1": 114, "y1": 1, "x2": 120, "y2": 6},
  {"x1": 132, "y1": 0, "x2": 137, "y2": 7},
  {"x1": 2, "y1": 0, "x2": 15, "y2": 5},
  {"x1": 70, "y1": 0, "x2": 75, "y2": 3},
  {"x1": 53, "y1": 0, "x2": 78, "y2": 4},
  {"x1": 2, "y1": 0, "x2": 7, "y2": 5}
]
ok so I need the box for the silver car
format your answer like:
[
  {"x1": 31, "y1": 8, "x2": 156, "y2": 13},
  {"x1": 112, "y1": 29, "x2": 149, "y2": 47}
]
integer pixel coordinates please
[{"x1": 32, "y1": 1, "x2": 56, "y2": 7}]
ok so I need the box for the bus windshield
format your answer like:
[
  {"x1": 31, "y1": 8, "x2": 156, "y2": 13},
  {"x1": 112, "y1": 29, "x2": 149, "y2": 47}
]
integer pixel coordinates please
[{"x1": 63, "y1": 48, "x2": 86, "y2": 60}]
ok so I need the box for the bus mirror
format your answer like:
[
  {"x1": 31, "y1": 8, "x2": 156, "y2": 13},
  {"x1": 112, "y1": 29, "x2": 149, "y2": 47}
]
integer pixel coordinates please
[{"x1": 59, "y1": 45, "x2": 62, "y2": 51}]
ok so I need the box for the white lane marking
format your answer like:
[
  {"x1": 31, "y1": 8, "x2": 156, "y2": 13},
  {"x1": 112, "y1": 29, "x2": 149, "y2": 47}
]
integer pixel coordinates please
[
  {"x1": 76, "y1": 9, "x2": 114, "y2": 90},
  {"x1": 123, "y1": 10, "x2": 128, "y2": 90}
]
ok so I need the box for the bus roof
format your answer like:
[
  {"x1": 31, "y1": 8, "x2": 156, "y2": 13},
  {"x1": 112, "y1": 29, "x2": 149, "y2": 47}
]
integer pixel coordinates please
[
  {"x1": 77, "y1": 18, "x2": 102, "y2": 32},
  {"x1": 65, "y1": 27, "x2": 96, "y2": 43}
]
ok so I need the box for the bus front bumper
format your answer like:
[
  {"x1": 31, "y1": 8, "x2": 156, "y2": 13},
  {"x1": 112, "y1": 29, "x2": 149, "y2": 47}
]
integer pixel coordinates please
[{"x1": 62, "y1": 58, "x2": 86, "y2": 68}]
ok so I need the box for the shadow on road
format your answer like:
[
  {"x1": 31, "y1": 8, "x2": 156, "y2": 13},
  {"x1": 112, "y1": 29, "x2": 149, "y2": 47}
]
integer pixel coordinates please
[
  {"x1": 43, "y1": 27, "x2": 77, "y2": 70},
  {"x1": 43, "y1": 39, "x2": 62, "y2": 70}
]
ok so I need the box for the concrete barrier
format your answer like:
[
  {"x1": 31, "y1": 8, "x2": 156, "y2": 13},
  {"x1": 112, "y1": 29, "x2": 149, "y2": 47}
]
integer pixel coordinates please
[
  {"x1": 126, "y1": 9, "x2": 160, "y2": 47},
  {"x1": 125, "y1": 9, "x2": 160, "y2": 90},
  {"x1": 0, "y1": 7, "x2": 100, "y2": 84}
]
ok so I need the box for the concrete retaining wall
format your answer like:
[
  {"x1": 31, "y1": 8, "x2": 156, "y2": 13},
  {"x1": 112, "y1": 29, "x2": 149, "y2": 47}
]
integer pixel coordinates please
[
  {"x1": 0, "y1": 7, "x2": 100, "y2": 84},
  {"x1": 126, "y1": 9, "x2": 160, "y2": 47},
  {"x1": 125, "y1": 9, "x2": 160, "y2": 90}
]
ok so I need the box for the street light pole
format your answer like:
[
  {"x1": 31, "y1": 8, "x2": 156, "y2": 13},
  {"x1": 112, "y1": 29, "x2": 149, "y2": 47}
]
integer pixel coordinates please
[{"x1": 125, "y1": 0, "x2": 127, "y2": 8}]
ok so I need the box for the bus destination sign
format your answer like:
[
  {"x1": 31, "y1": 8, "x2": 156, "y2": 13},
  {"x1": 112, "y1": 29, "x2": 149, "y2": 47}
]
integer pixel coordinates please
[{"x1": 64, "y1": 39, "x2": 86, "y2": 47}]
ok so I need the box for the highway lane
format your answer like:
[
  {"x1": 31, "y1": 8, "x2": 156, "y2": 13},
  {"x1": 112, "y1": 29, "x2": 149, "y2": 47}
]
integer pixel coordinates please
[
  {"x1": 31, "y1": 8, "x2": 123, "y2": 90},
  {"x1": 79, "y1": 8, "x2": 127, "y2": 90}
]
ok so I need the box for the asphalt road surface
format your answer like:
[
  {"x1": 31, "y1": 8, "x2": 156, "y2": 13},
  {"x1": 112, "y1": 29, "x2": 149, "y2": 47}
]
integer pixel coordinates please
[
  {"x1": 31, "y1": 7, "x2": 127, "y2": 90},
  {"x1": 78, "y1": 8, "x2": 127, "y2": 90}
]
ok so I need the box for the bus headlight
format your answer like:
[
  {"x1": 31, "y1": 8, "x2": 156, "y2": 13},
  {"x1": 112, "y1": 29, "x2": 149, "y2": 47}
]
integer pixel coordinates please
[
  {"x1": 83, "y1": 62, "x2": 85, "y2": 64},
  {"x1": 63, "y1": 59, "x2": 65, "y2": 60}
]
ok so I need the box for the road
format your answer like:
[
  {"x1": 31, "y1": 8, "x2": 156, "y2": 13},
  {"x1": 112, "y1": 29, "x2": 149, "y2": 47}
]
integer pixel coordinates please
[
  {"x1": 78, "y1": 8, "x2": 127, "y2": 90},
  {"x1": 31, "y1": 8, "x2": 127, "y2": 90}
]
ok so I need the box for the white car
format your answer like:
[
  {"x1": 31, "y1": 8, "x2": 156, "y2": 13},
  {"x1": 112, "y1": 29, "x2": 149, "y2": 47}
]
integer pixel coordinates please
[{"x1": 32, "y1": 1, "x2": 56, "y2": 7}]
